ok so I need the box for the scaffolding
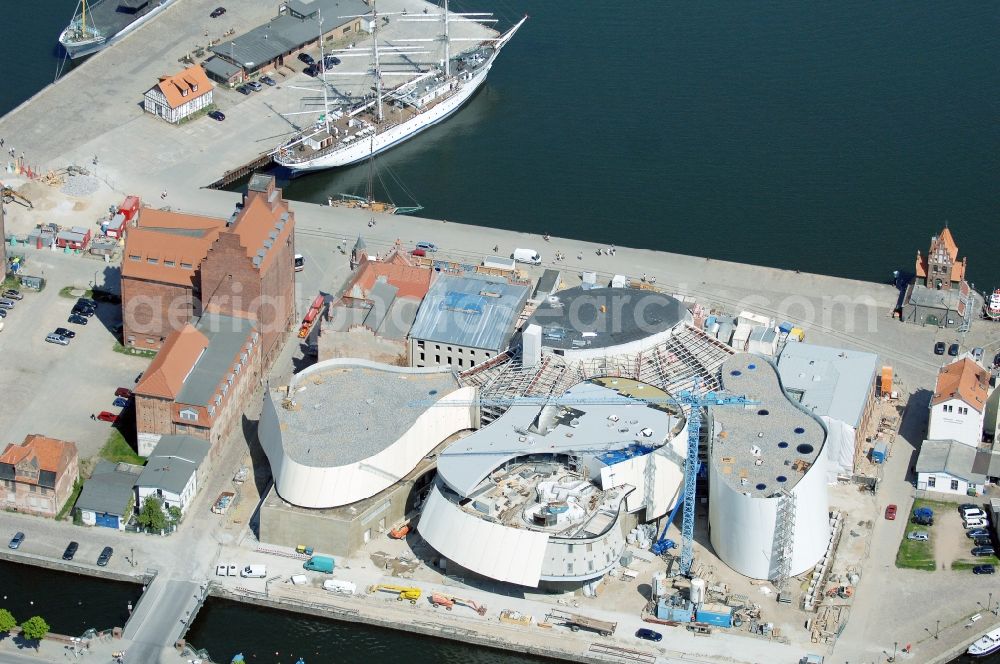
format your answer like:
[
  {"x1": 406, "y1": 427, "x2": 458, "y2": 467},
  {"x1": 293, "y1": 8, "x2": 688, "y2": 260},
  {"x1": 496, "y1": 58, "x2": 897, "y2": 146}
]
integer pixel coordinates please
[{"x1": 772, "y1": 489, "x2": 797, "y2": 600}]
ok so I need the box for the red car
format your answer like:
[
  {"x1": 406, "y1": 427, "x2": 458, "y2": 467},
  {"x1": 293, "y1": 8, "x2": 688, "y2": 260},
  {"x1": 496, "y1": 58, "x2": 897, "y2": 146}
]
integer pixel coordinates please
[
  {"x1": 97, "y1": 411, "x2": 118, "y2": 423},
  {"x1": 114, "y1": 387, "x2": 133, "y2": 399},
  {"x1": 885, "y1": 504, "x2": 897, "y2": 520}
]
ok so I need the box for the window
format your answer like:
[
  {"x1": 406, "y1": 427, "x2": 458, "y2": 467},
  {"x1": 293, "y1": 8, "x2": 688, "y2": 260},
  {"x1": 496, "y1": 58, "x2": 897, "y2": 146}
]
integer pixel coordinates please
[
  {"x1": 129, "y1": 254, "x2": 140, "y2": 261},
  {"x1": 943, "y1": 405, "x2": 953, "y2": 413},
  {"x1": 227, "y1": 374, "x2": 234, "y2": 385},
  {"x1": 959, "y1": 407, "x2": 969, "y2": 415},
  {"x1": 179, "y1": 408, "x2": 198, "y2": 422},
  {"x1": 180, "y1": 262, "x2": 193, "y2": 270},
  {"x1": 146, "y1": 338, "x2": 156, "y2": 344},
  {"x1": 419, "y1": 352, "x2": 425, "y2": 361},
  {"x1": 951, "y1": 479, "x2": 959, "y2": 491},
  {"x1": 928, "y1": 476, "x2": 936, "y2": 488},
  {"x1": 458, "y1": 358, "x2": 463, "y2": 367},
  {"x1": 234, "y1": 364, "x2": 241, "y2": 374},
  {"x1": 147, "y1": 258, "x2": 158, "y2": 264},
  {"x1": 241, "y1": 352, "x2": 247, "y2": 363},
  {"x1": 164, "y1": 260, "x2": 175, "y2": 267},
  {"x1": 435, "y1": 355, "x2": 440, "y2": 363},
  {"x1": 222, "y1": 383, "x2": 229, "y2": 396},
  {"x1": 417, "y1": 340, "x2": 425, "y2": 349},
  {"x1": 208, "y1": 406, "x2": 216, "y2": 417}
]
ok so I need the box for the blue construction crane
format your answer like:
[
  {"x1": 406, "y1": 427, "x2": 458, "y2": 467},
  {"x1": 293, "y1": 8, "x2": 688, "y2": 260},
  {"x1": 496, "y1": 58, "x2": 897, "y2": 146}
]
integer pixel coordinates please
[
  {"x1": 669, "y1": 380, "x2": 758, "y2": 576},
  {"x1": 408, "y1": 395, "x2": 679, "y2": 409}
]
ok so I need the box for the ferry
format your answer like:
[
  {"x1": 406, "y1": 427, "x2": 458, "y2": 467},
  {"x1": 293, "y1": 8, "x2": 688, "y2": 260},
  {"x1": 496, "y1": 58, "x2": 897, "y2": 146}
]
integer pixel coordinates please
[
  {"x1": 968, "y1": 626, "x2": 1000, "y2": 657},
  {"x1": 984, "y1": 289, "x2": 1000, "y2": 321}
]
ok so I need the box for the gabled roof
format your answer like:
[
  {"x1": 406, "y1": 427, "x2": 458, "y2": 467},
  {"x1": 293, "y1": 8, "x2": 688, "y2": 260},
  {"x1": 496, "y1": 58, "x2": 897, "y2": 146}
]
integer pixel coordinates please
[
  {"x1": 122, "y1": 208, "x2": 226, "y2": 287},
  {"x1": 916, "y1": 227, "x2": 965, "y2": 282},
  {"x1": 0, "y1": 435, "x2": 77, "y2": 488},
  {"x1": 352, "y1": 254, "x2": 432, "y2": 300},
  {"x1": 76, "y1": 460, "x2": 143, "y2": 516},
  {"x1": 227, "y1": 184, "x2": 292, "y2": 272},
  {"x1": 136, "y1": 435, "x2": 209, "y2": 496},
  {"x1": 932, "y1": 357, "x2": 989, "y2": 411},
  {"x1": 175, "y1": 313, "x2": 257, "y2": 407},
  {"x1": 151, "y1": 66, "x2": 214, "y2": 109},
  {"x1": 135, "y1": 325, "x2": 210, "y2": 400},
  {"x1": 916, "y1": 439, "x2": 989, "y2": 485}
]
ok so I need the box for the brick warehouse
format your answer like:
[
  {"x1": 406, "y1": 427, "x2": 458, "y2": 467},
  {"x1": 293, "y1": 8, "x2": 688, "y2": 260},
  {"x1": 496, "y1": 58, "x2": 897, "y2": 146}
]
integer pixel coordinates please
[{"x1": 122, "y1": 174, "x2": 296, "y2": 368}]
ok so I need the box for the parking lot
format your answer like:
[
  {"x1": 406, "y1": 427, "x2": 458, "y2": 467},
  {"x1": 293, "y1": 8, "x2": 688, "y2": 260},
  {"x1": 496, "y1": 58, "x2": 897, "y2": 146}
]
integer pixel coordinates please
[{"x1": 0, "y1": 251, "x2": 149, "y2": 460}]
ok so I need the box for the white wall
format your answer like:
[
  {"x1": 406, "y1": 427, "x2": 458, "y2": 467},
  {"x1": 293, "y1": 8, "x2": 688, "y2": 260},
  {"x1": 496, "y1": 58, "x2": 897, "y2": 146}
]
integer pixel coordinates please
[
  {"x1": 928, "y1": 399, "x2": 984, "y2": 447},
  {"x1": 917, "y1": 471, "x2": 979, "y2": 496}
]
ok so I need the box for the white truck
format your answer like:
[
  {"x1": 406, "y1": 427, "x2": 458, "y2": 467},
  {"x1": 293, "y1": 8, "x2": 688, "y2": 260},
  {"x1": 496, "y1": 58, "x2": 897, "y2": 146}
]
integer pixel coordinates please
[
  {"x1": 511, "y1": 248, "x2": 541, "y2": 265},
  {"x1": 240, "y1": 564, "x2": 267, "y2": 578},
  {"x1": 323, "y1": 579, "x2": 357, "y2": 595}
]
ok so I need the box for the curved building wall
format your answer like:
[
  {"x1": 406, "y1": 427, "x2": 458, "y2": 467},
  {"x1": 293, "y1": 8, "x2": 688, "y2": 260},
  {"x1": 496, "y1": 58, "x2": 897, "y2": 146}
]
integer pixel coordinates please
[
  {"x1": 553, "y1": 323, "x2": 686, "y2": 362},
  {"x1": 260, "y1": 368, "x2": 475, "y2": 508}
]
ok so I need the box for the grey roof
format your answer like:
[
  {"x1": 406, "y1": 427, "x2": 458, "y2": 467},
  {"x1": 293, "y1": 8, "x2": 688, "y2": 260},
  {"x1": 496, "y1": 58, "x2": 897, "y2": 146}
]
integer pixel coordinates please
[
  {"x1": 916, "y1": 439, "x2": 989, "y2": 484},
  {"x1": 136, "y1": 435, "x2": 208, "y2": 495},
  {"x1": 211, "y1": 0, "x2": 369, "y2": 70},
  {"x1": 176, "y1": 313, "x2": 256, "y2": 407},
  {"x1": 409, "y1": 274, "x2": 529, "y2": 352},
  {"x1": 248, "y1": 173, "x2": 273, "y2": 193},
  {"x1": 907, "y1": 284, "x2": 963, "y2": 309},
  {"x1": 437, "y1": 381, "x2": 681, "y2": 497},
  {"x1": 533, "y1": 269, "x2": 562, "y2": 299},
  {"x1": 274, "y1": 362, "x2": 461, "y2": 467},
  {"x1": 353, "y1": 235, "x2": 366, "y2": 251},
  {"x1": 777, "y1": 343, "x2": 879, "y2": 428},
  {"x1": 381, "y1": 297, "x2": 420, "y2": 340},
  {"x1": 525, "y1": 287, "x2": 690, "y2": 351},
  {"x1": 367, "y1": 279, "x2": 398, "y2": 331},
  {"x1": 203, "y1": 56, "x2": 243, "y2": 81},
  {"x1": 76, "y1": 460, "x2": 143, "y2": 516},
  {"x1": 712, "y1": 354, "x2": 827, "y2": 497}
]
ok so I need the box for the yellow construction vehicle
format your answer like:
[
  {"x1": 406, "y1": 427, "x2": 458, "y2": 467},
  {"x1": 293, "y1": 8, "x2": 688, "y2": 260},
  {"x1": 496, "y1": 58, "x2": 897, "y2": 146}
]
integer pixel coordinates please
[
  {"x1": 0, "y1": 187, "x2": 33, "y2": 209},
  {"x1": 367, "y1": 584, "x2": 421, "y2": 604},
  {"x1": 430, "y1": 592, "x2": 487, "y2": 615}
]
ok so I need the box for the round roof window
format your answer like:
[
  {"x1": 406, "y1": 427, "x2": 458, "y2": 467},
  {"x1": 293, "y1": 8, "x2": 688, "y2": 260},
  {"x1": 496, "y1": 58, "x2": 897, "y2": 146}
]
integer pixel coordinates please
[
  {"x1": 758, "y1": 409, "x2": 769, "y2": 416},
  {"x1": 755, "y1": 483, "x2": 766, "y2": 491},
  {"x1": 794, "y1": 426, "x2": 805, "y2": 434},
  {"x1": 730, "y1": 370, "x2": 742, "y2": 377},
  {"x1": 747, "y1": 363, "x2": 757, "y2": 370},
  {"x1": 796, "y1": 443, "x2": 814, "y2": 455},
  {"x1": 776, "y1": 475, "x2": 787, "y2": 483},
  {"x1": 778, "y1": 441, "x2": 789, "y2": 449},
  {"x1": 428, "y1": 389, "x2": 438, "y2": 395}
]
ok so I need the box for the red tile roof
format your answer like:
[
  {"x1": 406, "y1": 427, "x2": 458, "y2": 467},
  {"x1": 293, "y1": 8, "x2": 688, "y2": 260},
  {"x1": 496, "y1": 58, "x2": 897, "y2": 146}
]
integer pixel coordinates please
[
  {"x1": 122, "y1": 209, "x2": 226, "y2": 287},
  {"x1": 136, "y1": 325, "x2": 209, "y2": 399},
  {"x1": 352, "y1": 254, "x2": 432, "y2": 300},
  {"x1": 0, "y1": 435, "x2": 77, "y2": 475},
  {"x1": 932, "y1": 357, "x2": 989, "y2": 410},
  {"x1": 153, "y1": 66, "x2": 214, "y2": 109}
]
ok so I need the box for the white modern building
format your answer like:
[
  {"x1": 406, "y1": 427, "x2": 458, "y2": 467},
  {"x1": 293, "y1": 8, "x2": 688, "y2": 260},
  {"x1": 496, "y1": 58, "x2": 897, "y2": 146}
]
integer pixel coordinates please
[
  {"x1": 709, "y1": 354, "x2": 830, "y2": 581},
  {"x1": 134, "y1": 435, "x2": 209, "y2": 515},
  {"x1": 777, "y1": 342, "x2": 879, "y2": 480},
  {"x1": 915, "y1": 439, "x2": 989, "y2": 496},
  {"x1": 419, "y1": 381, "x2": 688, "y2": 587},
  {"x1": 928, "y1": 358, "x2": 989, "y2": 447}
]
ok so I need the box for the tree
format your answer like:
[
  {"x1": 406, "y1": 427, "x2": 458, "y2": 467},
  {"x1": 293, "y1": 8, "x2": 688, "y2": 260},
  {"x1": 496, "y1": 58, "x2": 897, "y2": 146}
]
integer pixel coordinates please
[
  {"x1": 0, "y1": 608, "x2": 16, "y2": 634},
  {"x1": 167, "y1": 505, "x2": 182, "y2": 525},
  {"x1": 19, "y1": 616, "x2": 49, "y2": 643},
  {"x1": 137, "y1": 496, "x2": 166, "y2": 531}
]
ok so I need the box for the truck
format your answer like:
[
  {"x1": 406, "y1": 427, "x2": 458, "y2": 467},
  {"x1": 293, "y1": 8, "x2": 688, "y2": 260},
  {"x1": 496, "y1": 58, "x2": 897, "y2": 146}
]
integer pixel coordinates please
[
  {"x1": 511, "y1": 248, "x2": 541, "y2": 265},
  {"x1": 240, "y1": 564, "x2": 267, "y2": 578},
  {"x1": 368, "y1": 584, "x2": 422, "y2": 603},
  {"x1": 303, "y1": 555, "x2": 335, "y2": 573},
  {"x1": 323, "y1": 579, "x2": 357, "y2": 595}
]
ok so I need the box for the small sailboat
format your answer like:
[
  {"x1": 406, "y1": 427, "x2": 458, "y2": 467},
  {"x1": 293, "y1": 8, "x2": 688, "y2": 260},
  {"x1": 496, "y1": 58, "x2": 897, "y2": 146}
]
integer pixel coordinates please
[{"x1": 327, "y1": 135, "x2": 422, "y2": 215}]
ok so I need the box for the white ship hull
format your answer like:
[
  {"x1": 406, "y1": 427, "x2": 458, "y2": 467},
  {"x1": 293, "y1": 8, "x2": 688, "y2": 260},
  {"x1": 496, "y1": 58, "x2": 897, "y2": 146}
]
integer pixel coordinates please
[
  {"x1": 59, "y1": 0, "x2": 177, "y2": 59},
  {"x1": 969, "y1": 627, "x2": 1000, "y2": 656},
  {"x1": 284, "y1": 65, "x2": 492, "y2": 173}
]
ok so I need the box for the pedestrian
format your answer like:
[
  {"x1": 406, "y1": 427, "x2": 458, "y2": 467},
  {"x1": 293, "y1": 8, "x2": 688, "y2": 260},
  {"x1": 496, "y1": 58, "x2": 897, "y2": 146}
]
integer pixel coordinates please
[
  {"x1": 493, "y1": 244, "x2": 498, "y2": 253},
  {"x1": 90, "y1": 414, "x2": 96, "y2": 421},
  {"x1": 641, "y1": 273, "x2": 647, "y2": 282},
  {"x1": 0, "y1": 138, "x2": 4, "y2": 147}
]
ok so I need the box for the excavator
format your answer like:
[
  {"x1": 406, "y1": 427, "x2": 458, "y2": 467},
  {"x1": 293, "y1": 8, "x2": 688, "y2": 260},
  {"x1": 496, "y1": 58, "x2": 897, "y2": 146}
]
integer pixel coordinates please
[
  {"x1": 430, "y1": 593, "x2": 488, "y2": 615},
  {"x1": 0, "y1": 186, "x2": 32, "y2": 209},
  {"x1": 367, "y1": 584, "x2": 422, "y2": 604}
]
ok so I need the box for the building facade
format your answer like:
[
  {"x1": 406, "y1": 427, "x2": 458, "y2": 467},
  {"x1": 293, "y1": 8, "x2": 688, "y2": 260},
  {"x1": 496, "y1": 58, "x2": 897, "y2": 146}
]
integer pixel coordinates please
[
  {"x1": 0, "y1": 435, "x2": 79, "y2": 517},
  {"x1": 916, "y1": 439, "x2": 988, "y2": 496},
  {"x1": 134, "y1": 435, "x2": 210, "y2": 515},
  {"x1": 928, "y1": 358, "x2": 988, "y2": 446},
  {"x1": 143, "y1": 66, "x2": 214, "y2": 124},
  {"x1": 916, "y1": 226, "x2": 966, "y2": 291}
]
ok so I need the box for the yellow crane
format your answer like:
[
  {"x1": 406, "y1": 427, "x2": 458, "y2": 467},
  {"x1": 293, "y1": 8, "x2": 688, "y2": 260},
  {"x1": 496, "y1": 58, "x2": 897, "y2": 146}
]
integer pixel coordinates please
[
  {"x1": 0, "y1": 187, "x2": 32, "y2": 209},
  {"x1": 367, "y1": 584, "x2": 421, "y2": 604}
]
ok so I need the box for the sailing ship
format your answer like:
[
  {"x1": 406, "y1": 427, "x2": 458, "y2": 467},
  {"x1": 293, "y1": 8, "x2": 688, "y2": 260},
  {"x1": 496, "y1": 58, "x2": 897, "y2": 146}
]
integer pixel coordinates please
[
  {"x1": 327, "y1": 137, "x2": 423, "y2": 215},
  {"x1": 59, "y1": 0, "x2": 178, "y2": 59},
  {"x1": 985, "y1": 289, "x2": 1000, "y2": 321},
  {"x1": 274, "y1": 1, "x2": 526, "y2": 173}
]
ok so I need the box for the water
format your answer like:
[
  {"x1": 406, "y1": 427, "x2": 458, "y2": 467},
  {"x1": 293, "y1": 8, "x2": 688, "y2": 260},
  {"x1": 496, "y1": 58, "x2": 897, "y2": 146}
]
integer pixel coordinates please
[
  {"x1": 0, "y1": 559, "x2": 142, "y2": 636},
  {"x1": 185, "y1": 597, "x2": 549, "y2": 664}
]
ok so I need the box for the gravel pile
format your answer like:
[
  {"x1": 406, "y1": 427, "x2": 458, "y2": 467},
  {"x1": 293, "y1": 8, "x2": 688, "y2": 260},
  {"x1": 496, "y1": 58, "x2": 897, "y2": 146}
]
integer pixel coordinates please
[{"x1": 61, "y1": 174, "x2": 100, "y2": 197}]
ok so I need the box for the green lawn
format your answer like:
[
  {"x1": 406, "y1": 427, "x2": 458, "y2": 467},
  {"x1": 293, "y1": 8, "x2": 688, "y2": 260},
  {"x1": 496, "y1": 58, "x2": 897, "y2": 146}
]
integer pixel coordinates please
[
  {"x1": 99, "y1": 430, "x2": 145, "y2": 465},
  {"x1": 953, "y1": 557, "x2": 1000, "y2": 571},
  {"x1": 58, "y1": 286, "x2": 92, "y2": 299},
  {"x1": 55, "y1": 479, "x2": 83, "y2": 521},
  {"x1": 112, "y1": 342, "x2": 157, "y2": 359},
  {"x1": 894, "y1": 498, "x2": 956, "y2": 571}
]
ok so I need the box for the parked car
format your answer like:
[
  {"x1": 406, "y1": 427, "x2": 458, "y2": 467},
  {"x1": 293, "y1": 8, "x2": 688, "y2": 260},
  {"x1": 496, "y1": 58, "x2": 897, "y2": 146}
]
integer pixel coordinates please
[
  {"x1": 0, "y1": 298, "x2": 16, "y2": 310},
  {"x1": 974, "y1": 537, "x2": 993, "y2": 547},
  {"x1": 71, "y1": 305, "x2": 94, "y2": 317},
  {"x1": 0, "y1": 309, "x2": 6, "y2": 319},
  {"x1": 934, "y1": 341, "x2": 946, "y2": 355},
  {"x1": 303, "y1": 65, "x2": 318, "y2": 77},
  {"x1": 972, "y1": 546, "x2": 996, "y2": 557},
  {"x1": 323, "y1": 55, "x2": 341, "y2": 67},
  {"x1": 96, "y1": 411, "x2": 118, "y2": 423},
  {"x1": 885, "y1": 504, "x2": 897, "y2": 520},
  {"x1": 994, "y1": 351, "x2": 1000, "y2": 369},
  {"x1": 973, "y1": 347, "x2": 985, "y2": 363},
  {"x1": 247, "y1": 81, "x2": 263, "y2": 92},
  {"x1": 906, "y1": 531, "x2": 929, "y2": 541},
  {"x1": 913, "y1": 515, "x2": 934, "y2": 526},
  {"x1": 53, "y1": 327, "x2": 76, "y2": 339},
  {"x1": 68, "y1": 314, "x2": 89, "y2": 325},
  {"x1": 968, "y1": 528, "x2": 991, "y2": 539},
  {"x1": 63, "y1": 541, "x2": 79, "y2": 561},
  {"x1": 8, "y1": 532, "x2": 24, "y2": 549},
  {"x1": 112, "y1": 397, "x2": 129, "y2": 408},
  {"x1": 635, "y1": 628, "x2": 662, "y2": 642},
  {"x1": 966, "y1": 518, "x2": 990, "y2": 529},
  {"x1": 115, "y1": 387, "x2": 133, "y2": 399},
  {"x1": 974, "y1": 564, "x2": 996, "y2": 575},
  {"x1": 237, "y1": 85, "x2": 251, "y2": 95},
  {"x1": 297, "y1": 53, "x2": 315, "y2": 65},
  {"x1": 210, "y1": 6, "x2": 226, "y2": 17},
  {"x1": 97, "y1": 546, "x2": 113, "y2": 566},
  {"x1": 208, "y1": 110, "x2": 226, "y2": 121},
  {"x1": 948, "y1": 343, "x2": 960, "y2": 357},
  {"x1": 77, "y1": 298, "x2": 97, "y2": 309},
  {"x1": 962, "y1": 507, "x2": 987, "y2": 520},
  {"x1": 45, "y1": 333, "x2": 70, "y2": 346},
  {"x1": 415, "y1": 241, "x2": 438, "y2": 252},
  {"x1": 261, "y1": 75, "x2": 277, "y2": 86},
  {"x1": 2, "y1": 289, "x2": 23, "y2": 300}
]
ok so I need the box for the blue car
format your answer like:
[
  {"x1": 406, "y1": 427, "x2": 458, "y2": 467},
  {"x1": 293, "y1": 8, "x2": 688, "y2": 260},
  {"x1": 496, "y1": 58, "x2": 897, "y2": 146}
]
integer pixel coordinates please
[{"x1": 113, "y1": 397, "x2": 129, "y2": 408}]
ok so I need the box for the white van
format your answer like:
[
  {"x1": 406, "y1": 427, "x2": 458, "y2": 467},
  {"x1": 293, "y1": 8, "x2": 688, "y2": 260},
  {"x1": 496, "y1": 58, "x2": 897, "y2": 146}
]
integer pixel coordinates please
[
  {"x1": 240, "y1": 564, "x2": 267, "y2": 578},
  {"x1": 323, "y1": 579, "x2": 357, "y2": 595},
  {"x1": 511, "y1": 248, "x2": 541, "y2": 265}
]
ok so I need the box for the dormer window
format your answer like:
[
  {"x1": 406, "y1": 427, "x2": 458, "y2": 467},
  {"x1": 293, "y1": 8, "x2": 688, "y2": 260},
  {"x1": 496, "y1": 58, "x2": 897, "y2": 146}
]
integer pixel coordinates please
[
  {"x1": 179, "y1": 408, "x2": 198, "y2": 422},
  {"x1": 192, "y1": 84, "x2": 198, "y2": 92},
  {"x1": 181, "y1": 88, "x2": 189, "y2": 97}
]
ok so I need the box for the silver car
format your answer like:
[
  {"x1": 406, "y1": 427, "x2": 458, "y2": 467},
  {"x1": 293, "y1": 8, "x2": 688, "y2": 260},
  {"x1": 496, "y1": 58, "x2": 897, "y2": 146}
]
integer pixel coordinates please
[
  {"x1": 45, "y1": 333, "x2": 70, "y2": 346},
  {"x1": 907, "y1": 531, "x2": 930, "y2": 541}
]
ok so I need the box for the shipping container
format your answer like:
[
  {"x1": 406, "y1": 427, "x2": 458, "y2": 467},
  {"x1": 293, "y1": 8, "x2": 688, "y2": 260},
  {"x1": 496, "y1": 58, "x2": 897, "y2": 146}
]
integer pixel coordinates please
[
  {"x1": 871, "y1": 441, "x2": 889, "y2": 464},
  {"x1": 695, "y1": 603, "x2": 733, "y2": 628}
]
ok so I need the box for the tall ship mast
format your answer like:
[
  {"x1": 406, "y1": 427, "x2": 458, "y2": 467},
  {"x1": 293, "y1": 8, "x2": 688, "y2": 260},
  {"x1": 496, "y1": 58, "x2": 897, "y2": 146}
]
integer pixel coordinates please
[
  {"x1": 59, "y1": 0, "x2": 178, "y2": 59},
  {"x1": 274, "y1": 0, "x2": 527, "y2": 173}
]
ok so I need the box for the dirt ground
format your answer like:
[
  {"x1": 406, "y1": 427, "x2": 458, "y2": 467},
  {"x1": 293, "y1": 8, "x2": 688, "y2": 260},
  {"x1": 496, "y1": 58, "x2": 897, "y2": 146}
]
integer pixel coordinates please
[
  {"x1": 1, "y1": 174, "x2": 120, "y2": 237},
  {"x1": 933, "y1": 504, "x2": 969, "y2": 570}
]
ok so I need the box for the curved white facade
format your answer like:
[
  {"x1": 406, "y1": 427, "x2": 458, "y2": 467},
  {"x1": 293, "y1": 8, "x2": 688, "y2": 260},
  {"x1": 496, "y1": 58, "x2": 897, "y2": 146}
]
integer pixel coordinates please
[
  {"x1": 259, "y1": 359, "x2": 475, "y2": 508},
  {"x1": 708, "y1": 354, "x2": 830, "y2": 580}
]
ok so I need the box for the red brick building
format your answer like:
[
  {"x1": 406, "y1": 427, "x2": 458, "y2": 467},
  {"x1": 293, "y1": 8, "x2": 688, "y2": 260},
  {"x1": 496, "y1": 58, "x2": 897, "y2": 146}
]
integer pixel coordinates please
[
  {"x1": 121, "y1": 173, "x2": 296, "y2": 365},
  {"x1": 0, "y1": 435, "x2": 79, "y2": 517}
]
